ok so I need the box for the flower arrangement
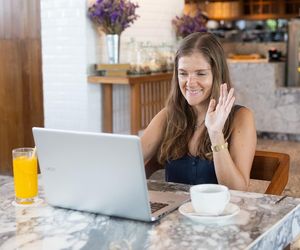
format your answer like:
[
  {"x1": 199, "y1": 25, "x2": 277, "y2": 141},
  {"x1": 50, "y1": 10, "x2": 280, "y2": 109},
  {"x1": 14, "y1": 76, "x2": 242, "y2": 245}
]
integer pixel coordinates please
[
  {"x1": 172, "y1": 11, "x2": 208, "y2": 38},
  {"x1": 88, "y1": 0, "x2": 139, "y2": 35}
]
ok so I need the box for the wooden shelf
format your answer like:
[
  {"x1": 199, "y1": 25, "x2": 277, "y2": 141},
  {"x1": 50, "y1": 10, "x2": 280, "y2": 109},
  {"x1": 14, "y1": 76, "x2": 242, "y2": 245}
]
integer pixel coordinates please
[
  {"x1": 88, "y1": 72, "x2": 172, "y2": 85},
  {"x1": 185, "y1": 0, "x2": 300, "y2": 20}
]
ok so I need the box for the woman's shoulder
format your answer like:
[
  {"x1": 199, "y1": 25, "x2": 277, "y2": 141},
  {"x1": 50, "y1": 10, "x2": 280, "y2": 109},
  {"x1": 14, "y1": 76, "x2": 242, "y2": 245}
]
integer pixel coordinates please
[
  {"x1": 232, "y1": 104, "x2": 248, "y2": 113},
  {"x1": 146, "y1": 107, "x2": 168, "y2": 129},
  {"x1": 154, "y1": 107, "x2": 168, "y2": 121},
  {"x1": 231, "y1": 105, "x2": 255, "y2": 127},
  {"x1": 233, "y1": 105, "x2": 253, "y2": 116}
]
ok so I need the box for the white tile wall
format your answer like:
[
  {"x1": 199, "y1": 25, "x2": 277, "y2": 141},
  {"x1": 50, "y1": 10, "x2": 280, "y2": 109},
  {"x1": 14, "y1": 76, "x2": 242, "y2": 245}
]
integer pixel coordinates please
[{"x1": 41, "y1": 0, "x2": 183, "y2": 133}]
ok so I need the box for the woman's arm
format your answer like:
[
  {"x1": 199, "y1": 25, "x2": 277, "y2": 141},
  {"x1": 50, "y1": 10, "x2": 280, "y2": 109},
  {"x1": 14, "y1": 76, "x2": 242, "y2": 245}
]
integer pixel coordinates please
[
  {"x1": 141, "y1": 108, "x2": 167, "y2": 165},
  {"x1": 205, "y1": 84, "x2": 256, "y2": 190},
  {"x1": 210, "y1": 107, "x2": 257, "y2": 191}
]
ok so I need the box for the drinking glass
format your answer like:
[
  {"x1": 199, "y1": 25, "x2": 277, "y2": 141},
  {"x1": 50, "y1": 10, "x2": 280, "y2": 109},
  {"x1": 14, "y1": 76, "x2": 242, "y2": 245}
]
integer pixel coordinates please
[{"x1": 12, "y1": 147, "x2": 38, "y2": 204}]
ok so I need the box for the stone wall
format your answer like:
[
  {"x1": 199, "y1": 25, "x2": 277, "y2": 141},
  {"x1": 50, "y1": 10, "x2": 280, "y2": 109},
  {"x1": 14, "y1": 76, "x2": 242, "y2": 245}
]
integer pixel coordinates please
[{"x1": 229, "y1": 61, "x2": 300, "y2": 136}]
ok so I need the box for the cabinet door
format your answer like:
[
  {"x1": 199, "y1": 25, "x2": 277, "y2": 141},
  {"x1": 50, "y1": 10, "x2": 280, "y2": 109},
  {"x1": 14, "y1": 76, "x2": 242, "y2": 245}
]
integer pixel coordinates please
[
  {"x1": 0, "y1": 0, "x2": 44, "y2": 175},
  {"x1": 285, "y1": 0, "x2": 300, "y2": 15},
  {"x1": 242, "y1": 0, "x2": 300, "y2": 19},
  {"x1": 243, "y1": 0, "x2": 283, "y2": 18}
]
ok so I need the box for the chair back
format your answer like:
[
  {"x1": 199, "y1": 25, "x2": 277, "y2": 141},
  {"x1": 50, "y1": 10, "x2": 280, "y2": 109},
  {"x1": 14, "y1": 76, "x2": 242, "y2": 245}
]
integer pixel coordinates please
[
  {"x1": 145, "y1": 150, "x2": 290, "y2": 195},
  {"x1": 145, "y1": 156, "x2": 164, "y2": 180},
  {"x1": 250, "y1": 150, "x2": 290, "y2": 195}
]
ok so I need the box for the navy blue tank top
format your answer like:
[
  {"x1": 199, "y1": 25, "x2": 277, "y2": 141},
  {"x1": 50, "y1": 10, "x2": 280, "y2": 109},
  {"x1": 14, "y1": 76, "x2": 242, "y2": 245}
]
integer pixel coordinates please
[
  {"x1": 165, "y1": 105, "x2": 243, "y2": 185},
  {"x1": 165, "y1": 155, "x2": 217, "y2": 185}
]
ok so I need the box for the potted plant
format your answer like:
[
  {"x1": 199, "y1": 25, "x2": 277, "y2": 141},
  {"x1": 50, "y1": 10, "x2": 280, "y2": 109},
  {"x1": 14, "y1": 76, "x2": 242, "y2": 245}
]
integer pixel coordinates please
[
  {"x1": 172, "y1": 10, "x2": 208, "y2": 39},
  {"x1": 88, "y1": 0, "x2": 139, "y2": 64}
]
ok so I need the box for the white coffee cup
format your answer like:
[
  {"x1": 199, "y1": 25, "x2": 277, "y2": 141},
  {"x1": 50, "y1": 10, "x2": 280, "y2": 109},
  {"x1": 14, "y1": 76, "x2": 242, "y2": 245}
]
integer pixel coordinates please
[{"x1": 190, "y1": 184, "x2": 230, "y2": 215}]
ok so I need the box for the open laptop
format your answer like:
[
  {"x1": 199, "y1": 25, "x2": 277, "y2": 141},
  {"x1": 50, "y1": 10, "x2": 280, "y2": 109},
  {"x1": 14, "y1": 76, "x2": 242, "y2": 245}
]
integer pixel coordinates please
[{"x1": 32, "y1": 127, "x2": 189, "y2": 222}]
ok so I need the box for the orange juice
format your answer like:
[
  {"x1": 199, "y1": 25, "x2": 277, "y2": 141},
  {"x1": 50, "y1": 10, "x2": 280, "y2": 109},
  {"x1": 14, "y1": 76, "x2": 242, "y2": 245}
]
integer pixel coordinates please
[{"x1": 13, "y1": 155, "x2": 38, "y2": 204}]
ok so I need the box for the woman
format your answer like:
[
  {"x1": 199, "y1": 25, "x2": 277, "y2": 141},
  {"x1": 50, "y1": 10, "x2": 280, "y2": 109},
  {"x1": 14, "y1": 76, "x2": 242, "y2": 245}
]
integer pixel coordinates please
[{"x1": 141, "y1": 32, "x2": 256, "y2": 191}]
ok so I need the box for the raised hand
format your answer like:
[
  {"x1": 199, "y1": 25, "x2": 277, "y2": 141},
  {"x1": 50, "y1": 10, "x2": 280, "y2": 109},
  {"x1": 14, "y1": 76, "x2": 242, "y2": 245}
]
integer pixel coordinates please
[{"x1": 205, "y1": 83, "x2": 235, "y2": 134}]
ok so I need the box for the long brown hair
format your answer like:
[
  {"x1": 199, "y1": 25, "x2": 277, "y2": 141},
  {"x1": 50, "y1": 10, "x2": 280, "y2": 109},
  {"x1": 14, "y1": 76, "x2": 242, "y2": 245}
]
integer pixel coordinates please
[{"x1": 158, "y1": 32, "x2": 234, "y2": 163}]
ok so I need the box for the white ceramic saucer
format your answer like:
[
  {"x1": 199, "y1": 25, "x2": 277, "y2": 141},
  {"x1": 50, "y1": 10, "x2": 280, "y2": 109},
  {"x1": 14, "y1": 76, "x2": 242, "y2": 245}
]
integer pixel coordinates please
[{"x1": 179, "y1": 202, "x2": 240, "y2": 223}]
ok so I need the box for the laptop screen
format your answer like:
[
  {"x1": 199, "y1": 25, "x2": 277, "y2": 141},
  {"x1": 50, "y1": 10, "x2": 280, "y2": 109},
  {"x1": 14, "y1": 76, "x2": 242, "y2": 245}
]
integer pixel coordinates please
[{"x1": 33, "y1": 127, "x2": 153, "y2": 221}]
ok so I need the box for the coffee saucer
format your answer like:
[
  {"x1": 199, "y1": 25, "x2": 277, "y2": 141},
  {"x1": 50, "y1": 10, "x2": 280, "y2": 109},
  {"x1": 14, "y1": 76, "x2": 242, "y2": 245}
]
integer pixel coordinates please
[{"x1": 178, "y1": 202, "x2": 240, "y2": 223}]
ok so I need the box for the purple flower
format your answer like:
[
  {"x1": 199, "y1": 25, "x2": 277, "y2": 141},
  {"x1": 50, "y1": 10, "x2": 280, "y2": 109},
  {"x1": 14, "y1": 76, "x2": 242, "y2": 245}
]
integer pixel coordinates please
[
  {"x1": 88, "y1": 0, "x2": 139, "y2": 34},
  {"x1": 172, "y1": 11, "x2": 207, "y2": 38}
]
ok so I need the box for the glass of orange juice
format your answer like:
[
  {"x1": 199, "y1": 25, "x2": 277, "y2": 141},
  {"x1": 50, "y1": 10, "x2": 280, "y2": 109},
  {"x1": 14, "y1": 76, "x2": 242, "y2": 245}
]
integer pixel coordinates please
[{"x1": 12, "y1": 147, "x2": 38, "y2": 204}]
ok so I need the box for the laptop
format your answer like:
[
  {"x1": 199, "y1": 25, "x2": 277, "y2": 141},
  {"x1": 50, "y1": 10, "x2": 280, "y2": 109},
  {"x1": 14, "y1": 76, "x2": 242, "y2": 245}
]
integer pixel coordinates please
[{"x1": 32, "y1": 127, "x2": 189, "y2": 222}]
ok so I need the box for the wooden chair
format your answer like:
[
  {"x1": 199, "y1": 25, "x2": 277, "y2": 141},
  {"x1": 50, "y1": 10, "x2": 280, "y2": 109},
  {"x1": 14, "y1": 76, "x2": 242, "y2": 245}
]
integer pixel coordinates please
[
  {"x1": 145, "y1": 150, "x2": 290, "y2": 195},
  {"x1": 251, "y1": 150, "x2": 290, "y2": 195}
]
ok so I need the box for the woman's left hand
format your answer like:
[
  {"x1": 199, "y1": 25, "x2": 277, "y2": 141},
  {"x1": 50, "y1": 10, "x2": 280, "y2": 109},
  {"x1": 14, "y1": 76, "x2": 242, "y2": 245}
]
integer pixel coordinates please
[{"x1": 205, "y1": 83, "x2": 235, "y2": 134}]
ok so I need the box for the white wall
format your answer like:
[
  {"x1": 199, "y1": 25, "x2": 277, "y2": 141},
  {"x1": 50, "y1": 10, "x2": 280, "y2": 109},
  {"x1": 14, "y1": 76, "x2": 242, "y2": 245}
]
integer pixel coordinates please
[{"x1": 40, "y1": 0, "x2": 184, "y2": 133}]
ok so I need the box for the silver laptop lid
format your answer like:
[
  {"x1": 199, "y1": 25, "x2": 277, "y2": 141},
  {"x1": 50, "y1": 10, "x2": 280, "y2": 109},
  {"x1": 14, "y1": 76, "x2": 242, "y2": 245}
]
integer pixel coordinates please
[{"x1": 32, "y1": 127, "x2": 152, "y2": 221}]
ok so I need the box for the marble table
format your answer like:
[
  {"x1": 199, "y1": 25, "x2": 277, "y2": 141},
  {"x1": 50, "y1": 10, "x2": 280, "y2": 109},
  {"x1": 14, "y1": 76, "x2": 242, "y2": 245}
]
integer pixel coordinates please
[{"x1": 1, "y1": 175, "x2": 300, "y2": 250}]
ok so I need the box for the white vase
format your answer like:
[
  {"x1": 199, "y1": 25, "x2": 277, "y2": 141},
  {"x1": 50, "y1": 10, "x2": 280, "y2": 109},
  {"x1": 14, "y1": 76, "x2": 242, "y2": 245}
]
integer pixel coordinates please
[{"x1": 106, "y1": 34, "x2": 120, "y2": 64}]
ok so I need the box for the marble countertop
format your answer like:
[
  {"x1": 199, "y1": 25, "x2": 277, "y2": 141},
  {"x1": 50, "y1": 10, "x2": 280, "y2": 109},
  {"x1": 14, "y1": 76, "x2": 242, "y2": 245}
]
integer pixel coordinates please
[{"x1": 1, "y1": 175, "x2": 300, "y2": 250}]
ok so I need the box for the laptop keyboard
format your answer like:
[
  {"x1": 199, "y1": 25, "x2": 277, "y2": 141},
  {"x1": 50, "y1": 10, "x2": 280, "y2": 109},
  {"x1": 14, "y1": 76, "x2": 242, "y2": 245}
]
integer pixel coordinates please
[{"x1": 150, "y1": 202, "x2": 169, "y2": 213}]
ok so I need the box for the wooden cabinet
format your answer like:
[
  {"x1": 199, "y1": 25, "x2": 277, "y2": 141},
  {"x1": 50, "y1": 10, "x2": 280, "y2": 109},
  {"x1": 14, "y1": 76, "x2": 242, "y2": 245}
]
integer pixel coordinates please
[
  {"x1": 186, "y1": 0, "x2": 300, "y2": 20},
  {"x1": 285, "y1": 0, "x2": 300, "y2": 15},
  {"x1": 0, "y1": 0, "x2": 44, "y2": 175},
  {"x1": 242, "y1": 0, "x2": 299, "y2": 20},
  {"x1": 243, "y1": 0, "x2": 284, "y2": 16}
]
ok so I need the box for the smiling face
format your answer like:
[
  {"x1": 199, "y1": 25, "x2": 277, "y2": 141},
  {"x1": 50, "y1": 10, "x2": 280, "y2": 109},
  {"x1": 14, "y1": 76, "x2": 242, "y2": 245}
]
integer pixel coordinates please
[{"x1": 178, "y1": 52, "x2": 213, "y2": 110}]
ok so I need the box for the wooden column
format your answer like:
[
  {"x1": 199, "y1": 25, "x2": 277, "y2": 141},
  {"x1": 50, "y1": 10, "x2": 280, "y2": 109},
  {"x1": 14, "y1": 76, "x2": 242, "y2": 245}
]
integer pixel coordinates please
[
  {"x1": 130, "y1": 84, "x2": 141, "y2": 135},
  {"x1": 102, "y1": 84, "x2": 113, "y2": 133}
]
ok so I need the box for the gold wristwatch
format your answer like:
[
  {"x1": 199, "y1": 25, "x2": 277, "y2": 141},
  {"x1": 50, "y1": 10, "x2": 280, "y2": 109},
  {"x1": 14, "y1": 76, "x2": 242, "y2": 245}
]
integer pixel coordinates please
[{"x1": 211, "y1": 142, "x2": 228, "y2": 152}]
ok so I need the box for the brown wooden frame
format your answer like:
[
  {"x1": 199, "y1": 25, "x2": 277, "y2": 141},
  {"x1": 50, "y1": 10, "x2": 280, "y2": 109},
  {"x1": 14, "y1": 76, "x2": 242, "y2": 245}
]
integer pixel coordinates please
[
  {"x1": 88, "y1": 73, "x2": 172, "y2": 135},
  {"x1": 185, "y1": 0, "x2": 300, "y2": 20},
  {"x1": 251, "y1": 150, "x2": 290, "y2": 195},
  {"x1": 145, "y1": 150, "x2": 290, "y2": 195},
  {"x1": 0, "y1": 0, "x2": 44, "y2": 175}
]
